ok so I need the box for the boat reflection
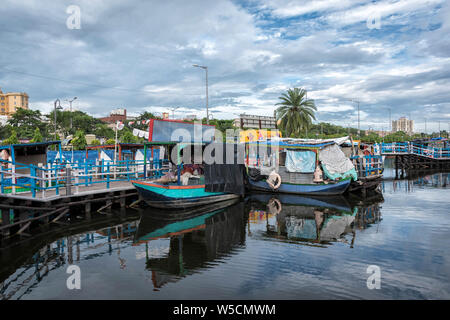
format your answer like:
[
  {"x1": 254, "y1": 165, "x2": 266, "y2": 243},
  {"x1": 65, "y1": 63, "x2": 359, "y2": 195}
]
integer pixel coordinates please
[
  {"x1": 247, "y1": 193, "x2": 383, "y2": 247},
  {"x1": 134, "y1": 199, "x2": 246, "y2": 290}
]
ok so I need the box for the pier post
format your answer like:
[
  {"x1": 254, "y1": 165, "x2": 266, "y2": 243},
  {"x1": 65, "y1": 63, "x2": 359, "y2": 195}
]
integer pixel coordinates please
[
  {"x1": 106, "y1": 163, "x2": 110, "y2": 189},
  {"x1": 75, "y1": 169, "x2": 79, "y2": 194},
  {"x1": 11, "y1": 164, "x2": 16, "y2": 195},
  {"x1": 1, "y1": 209, "x2": 11, "y2": 237},
  {"x1": 66, "y1": 165, "x2": 72, "y2": 196}
]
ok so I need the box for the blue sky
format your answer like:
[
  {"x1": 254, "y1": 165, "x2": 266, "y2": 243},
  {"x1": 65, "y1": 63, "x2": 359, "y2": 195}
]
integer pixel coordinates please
[{"x1": 0, "y1": 0, "x2": 449, "y2": 132}]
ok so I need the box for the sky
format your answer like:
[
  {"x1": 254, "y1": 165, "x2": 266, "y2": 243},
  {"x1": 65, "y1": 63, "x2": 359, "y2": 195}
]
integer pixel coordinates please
[{"x1": 0, "y1": 0, "x2": 449, "y2": 132}]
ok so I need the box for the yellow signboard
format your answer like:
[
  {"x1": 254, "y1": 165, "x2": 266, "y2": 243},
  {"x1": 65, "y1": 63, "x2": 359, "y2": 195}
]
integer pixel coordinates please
[{"x1": 239, "y1": 129, "x2": 282, "y2": 143}]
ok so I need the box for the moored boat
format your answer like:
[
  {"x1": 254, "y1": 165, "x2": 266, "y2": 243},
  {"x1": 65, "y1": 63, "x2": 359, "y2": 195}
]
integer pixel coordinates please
[
  {"x1": 132, "y1": 180, "x2": 240, "y2": 209},
  {"x1": 132, "y1": 139, "x2": 245, "y2": 209},
  {"x1": 245, "y1": 138, "x2": 357, "y2": 196}
]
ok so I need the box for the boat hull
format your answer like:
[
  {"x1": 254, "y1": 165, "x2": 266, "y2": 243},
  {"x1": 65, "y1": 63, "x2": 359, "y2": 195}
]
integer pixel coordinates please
[
  {"x1": 132, "y1": 181, "x2": 240, "y2": 209},
  {"x1": 247, "y1": 178, "x2": 351, "y2": 195}
]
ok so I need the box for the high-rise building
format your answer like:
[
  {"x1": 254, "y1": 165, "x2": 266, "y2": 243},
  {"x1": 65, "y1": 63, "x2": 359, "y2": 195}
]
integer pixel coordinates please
[
  {"x1": 392, "y1": 117, "x2": 414, "y2": 135},
  {"x1": 0, "y1": 87, "x2": 29, "y2": 117}
]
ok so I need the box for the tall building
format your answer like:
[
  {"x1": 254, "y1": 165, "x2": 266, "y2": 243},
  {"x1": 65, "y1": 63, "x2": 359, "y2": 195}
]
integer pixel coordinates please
[
  {"x1": 233, "y1": 114, "x2": 277, "y2": 129},
  {"x1": 0, "y1": 87, "x2": 29, "y2": 117},
  {"x1": 392, "y1": 117, "x2": 414, "y2": 135}
]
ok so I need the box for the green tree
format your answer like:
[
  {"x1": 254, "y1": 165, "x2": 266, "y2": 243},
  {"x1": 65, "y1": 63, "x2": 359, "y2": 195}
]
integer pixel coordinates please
[
  {"x1": 119, "y1": 127, "x2": 138, "y2": 143},
  {"x1": 94, "y1": 124, "x2": 115, "y2": 140},
  {"x1": 3, "y1": 128, "x2": 19, "y2": 145},
  {"x1": 275, "y1": 88, "x2": 317, "y2": 137},
  {"x1": 71, "y1": 130, "x2": 87, "y2": 150},
  {"x1": 8, "y1": 108, "x2": 48, "y2": 140},
  {"x1": 47, "y1": 110, "x2": 104, "y2": 137},
  {"x1": 90, "y1": 139, "x2": 101, "y2": 146},
  {"x1": 106, "y1": 138, "x2": 116, "y2": 145},
  {"x1": 30, "y1": 127, "x2": 43, "y2": 143}
]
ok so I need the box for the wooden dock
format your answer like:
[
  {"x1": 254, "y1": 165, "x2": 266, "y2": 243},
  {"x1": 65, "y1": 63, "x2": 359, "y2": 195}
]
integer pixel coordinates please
[
  {"x1": 0, "y1": 180, "x2": 140, "y2": 240},
  {"x1": 0, "y1": 156, "x2": 166, "y2": 240}
]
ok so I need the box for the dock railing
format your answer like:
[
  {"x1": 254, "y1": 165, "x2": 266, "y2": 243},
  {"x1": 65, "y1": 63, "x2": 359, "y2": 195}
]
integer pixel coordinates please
[
  {"x1": 0, "y1": 158, "x2": 169, "y2": 199},
  {"x1": 380, "y1": 142, "x2": 450, "y2": 160},
  {"x1": 351, "y1": 154, "x2": 384, "y2": 179}
]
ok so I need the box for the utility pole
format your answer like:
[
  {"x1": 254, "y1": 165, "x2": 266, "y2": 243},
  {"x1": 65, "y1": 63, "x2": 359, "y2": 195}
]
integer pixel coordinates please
[
  {"x1": 170, "y1": 107, "x2": 179, "y2": 119},
  {"x1": 348, "y1": 99, "x2": 360, "y2": 137},
  {"x1": 439, "y1": 120, "x2": 441, "y2": 137},
  {"x1": 66, "y1": 97, "x2": 77, "y2": 131},
  {"x1": 54, "y1": 99, "x2": 62, "y2": 140},
  {"x1": 388, "y1": 108, "x2": 391, "y2": 132},
  {"x1": 193, "y1": 65, "x2": 209, "y2": 124},
  {"x1": 357, "y1": 100, "x2": 360, "y2": 137}
]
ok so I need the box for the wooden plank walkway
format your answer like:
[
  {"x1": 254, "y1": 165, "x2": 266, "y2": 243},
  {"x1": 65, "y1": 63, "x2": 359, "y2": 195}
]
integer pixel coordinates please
[{"x1": 1, "y1": 180, "x2": 136, "y2": 203}]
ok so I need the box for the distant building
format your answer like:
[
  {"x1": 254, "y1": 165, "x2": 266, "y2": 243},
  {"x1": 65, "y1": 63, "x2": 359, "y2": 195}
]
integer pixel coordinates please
[
  {"x1": 85, "y1": 134, "x2": 97, "y2": 145},
  {"x1": 184, "y1": 114, "x2": 197, "y2": 121},
  {"x1": 0, "y1": 87, "x2": 29, "y2": 117},
  {"x1": 392, "y1": 117, "x2": 414, "y2": 135},
  {"x1": 162, "y1": 112, "x2": 170, "y2": 119},
  {"x1": 233, "y1": 114, "x2": 276, "y2": 129},
  {"x1": 99, "y1": 108, "x2": 127, "y2": 125},
  {"x1": 0, "y1": 115, "x2": 8, "y2": 126},
  {"x1": 366, "y1": 129, "x2": 390, "y2": 138}
]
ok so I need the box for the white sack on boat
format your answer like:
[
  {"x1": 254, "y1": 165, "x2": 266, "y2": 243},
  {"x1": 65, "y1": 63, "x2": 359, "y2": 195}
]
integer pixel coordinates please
[{"x1": 319, "y1": 144, "x2": 355, "y2": 175}]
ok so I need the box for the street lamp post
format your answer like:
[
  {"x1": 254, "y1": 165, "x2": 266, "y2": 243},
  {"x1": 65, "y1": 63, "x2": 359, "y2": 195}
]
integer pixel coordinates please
[
  {"x1": 54, "y1": 99, "x2": 62, "y2": 140},
  {"x1": 193, "y1": 65, "x2": 209, "y2": 124},
  {"x1": 170, "y1": 107, "x2": 179, "y2": 119},
  {"x1": 66, "y1": 97, "x2": 78, "y2": 131}
]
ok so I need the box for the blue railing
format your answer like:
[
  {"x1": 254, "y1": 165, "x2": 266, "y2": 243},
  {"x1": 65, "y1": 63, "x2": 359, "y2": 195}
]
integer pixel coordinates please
[
  {"x1": 350, "y1": 155, "x2": 384, "y2": 178},
  {"x1": 380, "y1": 142, "x2": 450, "y2": 159},
  {"x1": 0, "y1": 158, "x2": 170, "y2": 198}
]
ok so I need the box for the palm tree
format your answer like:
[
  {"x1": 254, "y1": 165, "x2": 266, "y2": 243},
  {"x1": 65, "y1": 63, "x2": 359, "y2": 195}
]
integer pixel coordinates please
[{"x1": 275, "y1": 87, "x2": 317, "y2": 137}]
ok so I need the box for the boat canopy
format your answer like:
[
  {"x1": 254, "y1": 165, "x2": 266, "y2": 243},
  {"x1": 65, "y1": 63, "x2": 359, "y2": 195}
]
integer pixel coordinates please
[{"x1": 246, "y1": 136, "x2": 351, "y2": 149}]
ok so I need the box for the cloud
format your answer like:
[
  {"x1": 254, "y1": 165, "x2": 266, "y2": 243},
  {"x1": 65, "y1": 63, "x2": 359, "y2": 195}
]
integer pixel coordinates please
[{"x1": 0, "y1": 0, "x2": 449, "y2": 132}]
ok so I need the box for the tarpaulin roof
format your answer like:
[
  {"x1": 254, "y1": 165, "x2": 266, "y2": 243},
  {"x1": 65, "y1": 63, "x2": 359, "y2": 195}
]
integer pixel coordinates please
[{"x1": 246, "y1": 140, "x2": 335, "y2": 149}]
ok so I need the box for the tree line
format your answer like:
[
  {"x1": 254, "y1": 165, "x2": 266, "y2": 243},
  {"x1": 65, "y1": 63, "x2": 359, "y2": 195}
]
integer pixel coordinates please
[{"x1": 0, "y1": 109, "x2": 158, "y2": 148}]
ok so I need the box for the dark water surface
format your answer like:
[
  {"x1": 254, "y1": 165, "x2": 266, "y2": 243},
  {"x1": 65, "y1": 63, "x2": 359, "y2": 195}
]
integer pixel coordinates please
[{"x1": 1, "y1": 165, "x2": 449, "y2": 299}]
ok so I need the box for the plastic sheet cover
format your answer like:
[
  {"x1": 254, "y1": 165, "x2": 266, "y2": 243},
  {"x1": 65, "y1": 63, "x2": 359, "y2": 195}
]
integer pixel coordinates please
[
  {"x1": 319, "y1": 144, "x2": 357, "y2": 181},
  {"x1": 204, "y1": 143, "x2": 246, "y2": 195},
  {"x1": 285, "y1": 150, "x2": 316, "y2": 173}
]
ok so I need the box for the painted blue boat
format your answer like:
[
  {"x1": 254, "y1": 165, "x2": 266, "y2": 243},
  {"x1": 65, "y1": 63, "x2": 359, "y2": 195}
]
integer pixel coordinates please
[
  {"x1": 248, "y1": 192, "x2": 353, "y2": 213},
  {"x1": 247, "y1": 177, "x2": 351, "y2": 196},
  {"x1": 132, "y1": 180, "x2": 240, "y2": 209}
]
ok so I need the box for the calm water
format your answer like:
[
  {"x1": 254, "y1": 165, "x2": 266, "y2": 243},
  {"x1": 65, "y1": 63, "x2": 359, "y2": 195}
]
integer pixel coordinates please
[{"x1": 1, "y1": 164, "x2": 449, "y2": 299}]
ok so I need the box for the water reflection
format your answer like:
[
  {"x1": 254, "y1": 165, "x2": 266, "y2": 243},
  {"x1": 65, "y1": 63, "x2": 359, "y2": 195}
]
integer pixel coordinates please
[
  {"x1": 0, "y1": 216, "x2": 139, "y2": 300},
  {"x1": 134, "y1": 199, "x2": 246, "y2": 290},
  {"x1": 381, "y1": 170, "x2": 450, "y2": 194},
  {"x1": 247, "y1": 193, "x2": 383, "y2": 248},
  {"x1": 2, "y1": 170, "x2": 450, "y2": 299}
]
